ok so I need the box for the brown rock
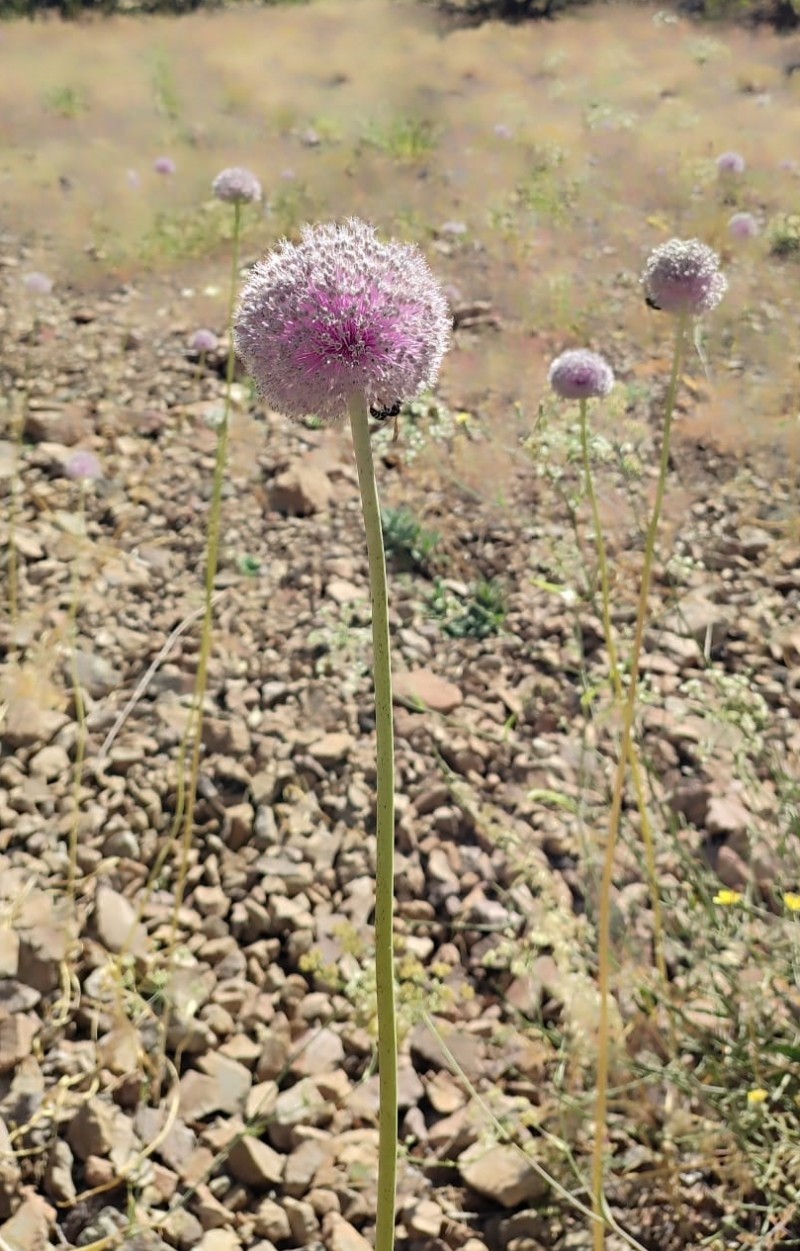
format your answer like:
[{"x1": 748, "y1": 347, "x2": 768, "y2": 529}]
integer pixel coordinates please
[
  {"x1": 283, "y1": 1197, "x2": 319, "y2": 1245},
  {"x1": 0, "y1": 1015, "x2": 39, "y2": 1073},
  {"x1": 91, "y1": 886, "x2": 147, "y2": 956},
  {"x1": 24, "y1": 404, "x2": 87, "y2": 445},
  {"x1": 67, "y1": 1098, "x2": 137, "y2": 1171},
  {"x1": 405, "y1": 1199, "x2": 444, "y2": 1239},
  {"x1": 254, "y1": 1198, "x2": 292, "y2": 1242},
  {"x1": 284, "y1": 1135, "x2": 335, "y2": 1197},
  {"x1": 307, "y1": 734, "x2": 355, "y2": 769},
  {"x1": 0, "y1": 1193, "x2": 52, "y2": 1251},
  {"x1": 228, "y1": 1135, "x2": 285, "y2": 1187},
  {"x1": 291, "y1": 1027, "x2": 345, "y2": 1078},
  {"x1": 322, "y1": 1213, "x2": 372, "y2": 1251},
  {"x1": 393, "y1": 669, "x2": 463, "y2": 714},
  {"x1": 202, "y1": 716, "x2": 251, "y2": 757},
  {"x1": 196, "y1": 1232, "x2": 242, "y2": 1251},
  {"x1": 43, "y1": 1138, "x2": 75, "y2": 1205},
  {"x1": 268, "y1": 463, "x2": 333, "y2": 516},
  {"x1": 459, "y1": 1142, "x2": 549, "y2": 1208}
]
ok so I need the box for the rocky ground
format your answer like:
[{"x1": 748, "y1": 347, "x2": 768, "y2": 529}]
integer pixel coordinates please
[{"x1": 2, "y1": 242, "x2": 800, "y2": 1251}]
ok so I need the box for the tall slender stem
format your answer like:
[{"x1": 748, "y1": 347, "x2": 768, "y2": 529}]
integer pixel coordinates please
[
  {"x1": 169, "y1": 200, "x2": 242, "y2": 949},
  {"x1": 347, "y1": 390, "x2": 397, "y2": 1251},
  {"x1": 67, "y1": 486, "x2": 88, "y2": 906},
  {"x1": 590, "y1": 314, "x2": 689, "y2": 1251},
  {"x1": 578, "y1": 400, "x2": 667, "y2": 986}
]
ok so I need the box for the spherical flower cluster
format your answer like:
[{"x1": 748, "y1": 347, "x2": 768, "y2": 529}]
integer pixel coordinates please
[
  {"x1": 154, "y1": 156, "x2": 176, "y2": 176},
  {"x1": 212, "y1": 167, "x2": 262, "y2": 205},
  {"x1": 190, "y1": 328, "x2": 219, "y2": 353},
  {"x1": 716, "y1": 151, "x2": 746, "y2": 175},
  {"x1": 66, "y1": 450, "x2": 102, "y2": 481},
  {"x1": 549, "y1": 349, "x2": 615, "y2": 400},
  {"x1": 728, "y1": 211, "x2": 759, "y2": 240},
  {"x1": 23, "y1": 272, "x2": 53, "y2": 296},
  {"x1": 642, "y1": 238, "x2": 727, "y2": 316},
  {"x1": 234, "y1": 218, "x2": 451, "y2": 423}
]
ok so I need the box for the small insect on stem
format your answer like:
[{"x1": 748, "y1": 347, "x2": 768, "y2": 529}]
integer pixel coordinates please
[{"x1": 370, "y1": 400, "x2": 402, "y2": 443}]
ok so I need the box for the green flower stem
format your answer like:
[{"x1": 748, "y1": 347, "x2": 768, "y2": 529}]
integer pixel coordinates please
[
  {"x1": 347, "y1": 390, "x2": 397, "y2": 1251},
  {"x1": 169, "y1": 200, "x2": 242, "y2": 950},
  {"x1": 578, "y1": 400, "x2": 667, "y2": 987},
  {"x1": 590, "y1": 313, "x2": 689, "y2": 1251},
  {"x1": 67, "y1": 484, "x2": 88, "y2": 907}
]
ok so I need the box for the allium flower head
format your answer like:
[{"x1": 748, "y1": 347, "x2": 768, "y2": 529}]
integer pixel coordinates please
[
  {"x1": 65, "y1": 450, "x2": 102, "y2": 481},
  {"x1": 549, "y1": 349, "x2": 615, "y2": 400},
  {"x1": 190, "y1": 328, "x2": 219, "y2": 353},
  {"x1": 642, "y1": 238, "x2": 727, "y2": 316},
  {"x1": 212, "y1": 167, "x2": 262, "y2": 205},
  {"x1": 23, "y1": 272, "x2": 53, "y2": 296},
  {"x1": 728, "y1": 211, "x2": 759, "y2": 240},
  {"x1": 154, "y1": 156, "x2": 176, "y2": 175},
  {"x1": 234, "y1": 218, "x2": 451, "y2": 422},
  {"x1": 716, "y1": 150, "x2": 746, "y2": 175}
]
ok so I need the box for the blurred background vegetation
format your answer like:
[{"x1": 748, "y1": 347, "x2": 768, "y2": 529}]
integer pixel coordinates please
[{"x1": 1, "y1": 0, "x2": 798, "y2": 30}]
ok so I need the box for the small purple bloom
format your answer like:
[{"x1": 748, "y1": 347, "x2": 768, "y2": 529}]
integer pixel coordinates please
[
  {"x1": 716, "y1": 151, "x2": 746, "y2": 175},
  {"x1": 234, "y1": 218, "x2": 451, "y2": 423},
  {"x1": 190, "y1": 328, "x2": 219, "y2": 353},
  {"x1": 126, "y1": 169, "x2": 141, "y2": 189},
  {"x1": 440, "y1": 221, "x2": 467, "y2": 236},
  {"x1": 65, "y1": 450, "x2": 102, "y2": 481},
  {"x1": 549, "y1": 349, "x2": 615, "y2": 401},
  {"x1": 493, "y1": 123, "x2": 513, "y2": 140},
  {"x1": 212, "y1": 166, "x2": 262, "y2": 205},
  {"x1": 642, "y1": 238, "x2": 727, "y2": 316},
  {"x1": 23, "y1": 272, "x2": 53, "y2": 296},
  {"x1": 728, "y1": 211, "x2": 759, "y2": 241},
  {"x1": 154, "y1": 156, "x2": 176, "y2": 176}
]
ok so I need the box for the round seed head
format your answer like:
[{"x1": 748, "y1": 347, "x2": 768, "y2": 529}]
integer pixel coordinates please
[
  {"x1": 234, "y1": 217, "x2": 451, "y2": 422},
  {"x1": 642, "y1": 238, "x2": 727, "y2": 316},
  {"x1": 65, "y1": 450, "x2": 102, "y2": 481},
  {"x1": 154, "y1": 156, "x2": 176, "y2": 175},
  {"x1": 190, "y1": 328, "x2": 219, "y2": 352},
  {"x1": 23, "y1": 272, "x2": 53, "y2": 296},
  {"x1": 212, "y1": 166, "x2": 262, "y2": 205},
  {"x1": 548, "y1": 349, "x2": 615, "y2": 400},
  {"x1": 716, "y1": 150, "x2": 746, "y2": 175},
  {"x1": 728, "y1": 211, "x2": 759, "y2": 240}
]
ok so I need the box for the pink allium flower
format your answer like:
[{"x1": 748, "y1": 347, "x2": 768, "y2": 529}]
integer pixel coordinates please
[
  {"x1": 493, "y1": 123, "x2": 513, "y2": 140},
  {"x1": 234, "y1": 218, "x2": 451, "y2": 422},
  {"x1": 126, "y1": 169, "x2": 141, "y2": 189},
  {"x1": 642, "y1": 238, "x2": 727, "y2": 316},
  {"x1": 728, "y1": 211, "x2": 759, "y2": 241},
  {"x1": 716, "y1": 151, "x2": 746, "y2": 175},
  {"x1": 549, "y1": 349, "x2": 615, "y2": 400},
  {"x1": 190, "y1": 328, "x2": 219, "y2": 352},
  {"x1": 65, "y1": 450, "x2": 102, "y2": 481},
  {"x1": 212, "y1": 167, "x2": 262, "y2": 205},
  {"x1": 154, "y1": 156, "x2": 176, "y2": 175},
  {"x1": 23, "y1": 272, "x2": 53, "y2": 296}
]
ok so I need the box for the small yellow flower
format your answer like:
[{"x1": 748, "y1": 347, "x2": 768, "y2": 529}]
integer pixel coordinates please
[
  {"x1": 784, "y1": 892, "x2": 800, "y2": 912},
  {"x1": 747, "y1": 1088, "x2": 769, "y2": 1105},
  {"x1": 713, "y1": 889, "x2": 742, "y2": 906},
  {"x1": 454, "y1": 410, "x2": 472, "y2": 426}
]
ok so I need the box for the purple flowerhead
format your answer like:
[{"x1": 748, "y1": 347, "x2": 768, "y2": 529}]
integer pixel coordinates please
[
  {"x1": 716, "y1": 151, "x2": 746, "y2": 175},
  {"x1": 728, "y1": 211, "x2": 759, "y2": 241},
  {"x1": 549, "y1": 349, "x2": 615, "y2": 401},
  {"x1": 23, "y1": 272, "x2": 53, "y2": 296},
  {"x1": 154, "y1": 156, "x2": 176, "y2": 176},
  {"x1": 642, "y1": 238, "x2": 727, "y2": 316},
  {"x1": 212, "y1": 166, "x2": 262, "y2": 205},
  {"x1": 190, "y1": 328, "x2": 219, "y2": 353},
  {"x1": 234, "y1": 218, "x2": 451, "y2": 423},
  {"x1": 65, "y1": 450, "x2": 102, "y2": 482}
]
